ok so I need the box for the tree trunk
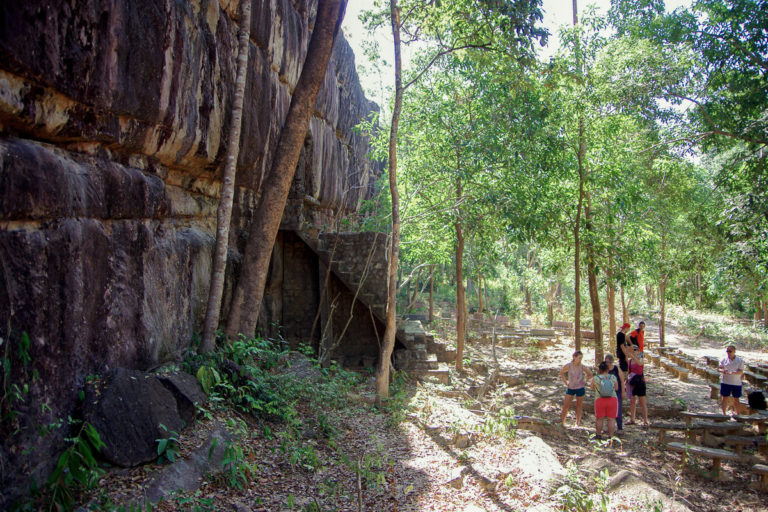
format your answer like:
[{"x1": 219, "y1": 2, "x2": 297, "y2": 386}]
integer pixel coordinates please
[
  {"x1": 585, "y1": 194, "x2": 603, "y2": 366},
  {"x1": 477, "y1": 273, "x2": 484, "y2": 314},
  {"x1": 406, "y1": 267, "x2": 423, "y2": 313},
  {"x1": 621, "y1": 287, "x2": 631, "y2": 324},
  {"x1": 659, "y1": 279, "x2": 667, "y2": 347},
  {"x1": 588, "y1": 262, "x2": 602, "y2": 364},
  {"x1": 428, "y1": 264, "x2": 434, "y2": 324},
  {"x1": 455, "y1": 178, "x2": 466, "y2": 373},
  {"x1": 200, "y1": 0, "x2": 252, "y2": 353},
  {"x1": 405, "y1": 277, "x2": 411, "y2": 311},
  {"x1": 763, "y1": 295, "x2": 768, "y2": 328},
  {"x1": 374, "y1": 0, "x2": 403, "y2": 403},
  {"x1": 524, "y1": 287, "x2": 532, "y2": 316},
  {"x1": 659, "y1": 232, "x2": 667, "y2": 347},
  {"x1": 225, "y1": 0, "x2": 347, "y2": 337},
  {"x1": 696, "y1": 264, "x2": 702, "y2": 308},
  {"x1": 572, "y1": 0, "x2": 584, "y2": 352},
  {"x1": 607, "y1": 263, "x2": 616, "y2": 342},
  {"x1": 546, "y1": 282, "x2": 556, "y2": 326}
]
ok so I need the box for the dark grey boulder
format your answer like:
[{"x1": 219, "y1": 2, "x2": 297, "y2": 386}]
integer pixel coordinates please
[
  {"x1": 83, "y1": 368, "x2": 184, "y2": 467},
  {"x1": 157, "y1": 372, "x2": 206, "y2": 424}
]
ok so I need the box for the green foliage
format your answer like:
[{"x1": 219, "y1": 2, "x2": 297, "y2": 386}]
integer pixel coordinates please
[
  {"x1": 1, "y1": 331, "x2": 32, "y2": 431},
  {"x1": 184, "y1": 334, "x2": 360, "y2": 476},
  {"x1": 380, "y1": 370, "x2": 410, "y2": 427},
  {"x1": 668, "y1": 304, "x2": 768, "y2": 347},
  {"x1": 46, "y1": 420, "x2": 106, "y2": 511},
  {"x1": 555, "y1": 462, "x2": 610, "y2": 512},
  {"x1": 217, "y1": 436, "x2": 256, "y2": 490},
  {"x1": 155, "y1": 423, "x2": 180, "y2": 464},
  {"x1": 480, "y1": 406, "x2": 517, "y2": 441},
  {"x1": 168, "y1": 490, "x2": 215, "y2": 512}
]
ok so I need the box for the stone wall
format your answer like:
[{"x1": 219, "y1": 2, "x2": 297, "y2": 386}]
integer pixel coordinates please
[
  {"x1": 319, "y1": 231, "x2": 389, "y2": 304},
  {"x1": 0, "y1": 0, "x2": 380, "y2": 504},
  {"x1": 259, "y1": 230, "x2": 388, "y2": 366}
]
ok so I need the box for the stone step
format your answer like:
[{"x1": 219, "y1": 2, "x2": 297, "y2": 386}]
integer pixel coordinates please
[
  {"x1": 409, "y1": 364, "x2": 451, "y2": 385},
  {"x1": 439, "y1": 349, "x2": 457, "y2": 363},
  {"x1": 426, "y1": 337, "x2": 444, "y2": 351},
  {"x1": 400, "y1": 359, "x2": 439, "y2": 371},
  {"x1": 394, "y1": 347, "x2": 435, "y2": 366}
]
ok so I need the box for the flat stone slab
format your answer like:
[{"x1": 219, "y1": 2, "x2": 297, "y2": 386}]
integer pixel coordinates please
[{"x1": 144, "y1": 423, "x2": 233, "y2": 503}]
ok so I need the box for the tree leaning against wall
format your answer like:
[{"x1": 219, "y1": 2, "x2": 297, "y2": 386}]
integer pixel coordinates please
[{"x1": 225, "y1": 0, "x2": 348, "y2": 339}]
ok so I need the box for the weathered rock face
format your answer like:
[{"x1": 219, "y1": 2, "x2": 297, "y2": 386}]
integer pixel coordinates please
[
  {"x1": 83, "y1": 368, "x2": 205, "y2": 468},
  {"x1": 0, "y1": 0, "x2": 380, "y2": 505}
]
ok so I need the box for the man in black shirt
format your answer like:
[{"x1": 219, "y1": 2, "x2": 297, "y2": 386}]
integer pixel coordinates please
[{"x1": 616, "y1": 322, "x2": 631, "y2": 372}]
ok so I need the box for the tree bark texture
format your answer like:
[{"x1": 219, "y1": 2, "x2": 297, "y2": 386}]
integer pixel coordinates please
[
  {"x1": 696, "y1": 265, "x2": 702, "y2": 308},
  {"x1": 455, "y1": 178, "x2": 466, "y2": 373},
  {"x1": 585, "y1": 195, "x2": 603, "y2": 365},
  {"x1": 572, "y1": 0, "x2": 584, "y2": 352},
  {"x1": 659, "y1": 279, "x2": 666, "y2": 347},
  {"x1": 374, "y1": 0, "x2": 402, "y2": 402},
  {"x1": 200, "y1": 0, "x2": 252, "y2": 353},
  {"x1": 621, "y1": 287, "x2": 630, "y2": 324},
  {"x1": 659, "y1": 233, "x2": 667, "y2": 346},
  {"x1": 477, "y1": 273, "x2": 484, "y2": 314},
  {"x1": 226, "y1": 0, "x2": 348, "y2": 337},
  {"x1": 428, "y1": 264, "x2": 434, "y2": 324},
  {"x1": 607, "y1": 258, "x2": 615, "y2": 344},
  {"x1": 573, "y1": 139, "x2": 584, "y2": 351},
  {"x1": 763, "y1": 296, "x2": 767, "y2": 327}
]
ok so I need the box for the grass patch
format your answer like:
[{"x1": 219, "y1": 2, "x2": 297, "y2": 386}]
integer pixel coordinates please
[{"x1": 665, "y1": 304, "x2": 768, "y2": 348}]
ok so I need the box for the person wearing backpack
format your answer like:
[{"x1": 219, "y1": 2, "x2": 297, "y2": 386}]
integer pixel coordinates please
[
  {"x1": 604, "y1": 353, "x2": 626, "y2": 432},
  {"x1": 592, "y1": 361, "x2": 619, "y2": 440}
]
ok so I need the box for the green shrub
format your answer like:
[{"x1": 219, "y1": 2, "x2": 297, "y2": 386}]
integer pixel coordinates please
[
  {"x1": 46, "y1": 420, "x2": 106, "y2": 511},
  {"x1": 155, "y1": 424, "x2": 180, "y2": 464}
]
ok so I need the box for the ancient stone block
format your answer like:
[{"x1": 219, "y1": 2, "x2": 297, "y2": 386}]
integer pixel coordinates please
[{"x1": 83, "y1": 368, "x2": 185, "y2": 467}]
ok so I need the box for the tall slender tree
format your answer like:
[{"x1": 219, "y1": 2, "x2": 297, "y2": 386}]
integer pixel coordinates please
[
  {"x1": 226, "y1": 0, "x2": 348, "y2": 337},
  {"x1": 571, "y1": 0, "x2": 585, "y2": 352},
  {"x1": 374, "y1": 0, "x2": 403, "y2": 402},
  {"x1": 201, "y1": 0, "x2": 252, "y2": 353}
]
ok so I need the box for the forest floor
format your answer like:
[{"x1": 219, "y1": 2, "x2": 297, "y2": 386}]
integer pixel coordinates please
[{"x1": 82, "y1": 317, "x2": 768, "y2": 512}]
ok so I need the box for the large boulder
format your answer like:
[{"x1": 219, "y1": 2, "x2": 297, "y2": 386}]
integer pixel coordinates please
[
  {"x1": 83, "y1": 368, "x2": 202, "y2": 467},
  {"x1": 157, "y1": 372, "x2": 207, "y2": 424}
]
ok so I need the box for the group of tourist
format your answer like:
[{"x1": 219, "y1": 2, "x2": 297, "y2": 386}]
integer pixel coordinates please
[
  {"x1": 558, "y1": 321, "x2": 751, "y2": 440},
  {"x1": 560, "y1": 322, "x2": 745, "y2": 438},
  {"x1": 558, "y1": 321, "x2": 648, "y2": 439}
]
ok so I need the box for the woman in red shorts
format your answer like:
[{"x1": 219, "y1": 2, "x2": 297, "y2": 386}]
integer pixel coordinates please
[{"x1": 592, "y1": 361, "x2": 619, "y2": 440}]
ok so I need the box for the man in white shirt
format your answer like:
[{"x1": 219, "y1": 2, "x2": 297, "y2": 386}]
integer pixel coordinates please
[{"x1": 719, "y1": 345, "x2": 745, "y2": 415}]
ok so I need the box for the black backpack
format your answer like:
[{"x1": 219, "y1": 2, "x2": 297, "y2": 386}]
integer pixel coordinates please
[{"x1": 748, "y1": 391, "x2": 767, "y2": 410}]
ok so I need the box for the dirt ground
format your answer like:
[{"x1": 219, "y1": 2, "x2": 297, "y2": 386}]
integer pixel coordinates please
[
  {"x1": 454, "y1": 316, "x2": 768, "y2": 512},
  {"x1": 81, "y1": 317, "x2": 768, "y2": 512}
]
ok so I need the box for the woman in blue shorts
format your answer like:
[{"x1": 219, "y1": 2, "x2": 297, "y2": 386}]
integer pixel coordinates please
[{"x1": 559, "y1": 351, "x2": 593, "y2": 427}]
